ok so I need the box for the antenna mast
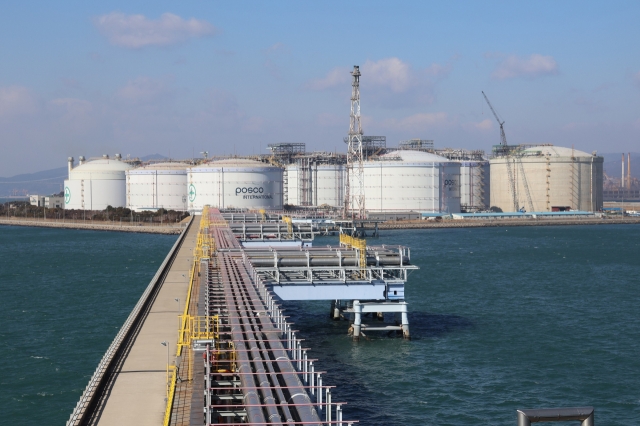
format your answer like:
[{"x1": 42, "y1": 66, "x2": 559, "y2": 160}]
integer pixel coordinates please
[{"x1": 344, "y1": 65, "x2": 365, "y2": 219}]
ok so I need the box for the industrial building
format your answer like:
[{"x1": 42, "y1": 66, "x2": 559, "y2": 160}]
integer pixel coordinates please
[
  {"x1": 187, "y1": 158, "x2": 283, "y2": 212},
  {"x1": 29, "y1": 194, "x2": 64, "y2": 208},
  {"x1": 64, "y1": 155, "x2": 132, "y2": 210},
  {"x1": 360, "y1": 150, "x2": 461, "y2": 213},
  {"x1": 126, "y1": 162, "x2": 189, "y2": 212},
  {"x1": 490, "y1": 145, "x2": 603, "y2": 212}
]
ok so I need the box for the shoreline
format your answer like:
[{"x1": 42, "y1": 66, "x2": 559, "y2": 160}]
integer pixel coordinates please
[
  {"x1": 0, "y1": 217, "x2": 184, "y2": 234},
  {"x1": 2, "y1": 216, "x2": 639, "y2": 235}
]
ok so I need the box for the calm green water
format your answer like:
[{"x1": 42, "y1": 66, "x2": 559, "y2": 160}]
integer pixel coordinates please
[{"x1": 1, "y1": 224, "x2": 639, "y2": 425}]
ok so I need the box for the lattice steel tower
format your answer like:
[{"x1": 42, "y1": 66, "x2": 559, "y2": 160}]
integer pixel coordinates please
[{"x1": 344, "y1": 65, "x2": 365, "y2": 219}]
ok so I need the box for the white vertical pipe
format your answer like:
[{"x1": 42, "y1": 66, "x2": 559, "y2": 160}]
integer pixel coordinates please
[
  {"x1": 303, "y1": 350, "x2": 308, "y2": 383},
  {"x1": 326, "y1": 390, "x2": 332, "y2": 422},
  {"x1": 318, "y1": 374, "x2": 322, "y2": 410},
  {"x1": 337, "y1": 404, "x2": 342, "y2": 425},
  {"x1": 310, "y1": 362, "x2": 315, "y2": 395}
]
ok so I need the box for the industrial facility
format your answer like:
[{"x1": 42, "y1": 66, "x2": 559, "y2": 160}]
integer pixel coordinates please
[
  {"x1": 64, "y1": 154, "x2": 132, "y2": 211},
  {"x1": 61, "y1": 69, "x2": 606, "y2": 217}
]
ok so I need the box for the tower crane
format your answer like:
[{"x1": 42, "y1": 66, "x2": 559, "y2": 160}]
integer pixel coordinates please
[{"x1": 482, "y1": 91, "x2": 519, "y2": 211}]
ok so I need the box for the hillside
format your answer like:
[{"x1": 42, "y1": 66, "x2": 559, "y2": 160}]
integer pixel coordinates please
[{"x1": 0, "y1": 154, "x2": 168, "y2": 196}]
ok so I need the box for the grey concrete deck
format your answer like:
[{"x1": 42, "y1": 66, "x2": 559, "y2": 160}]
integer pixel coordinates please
[{"x1": 96, "y1": 216, "x2": 201, "y2": 426}]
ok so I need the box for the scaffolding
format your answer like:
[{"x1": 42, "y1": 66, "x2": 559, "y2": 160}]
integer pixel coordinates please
[
  {"x1": 399, "y1": 139, "x2": 434, "y2": 152},
  {"x1": 343, "y1": 135, "x2": 387, "y2": 160},
  {"x1": 434, "y1": 148, "x2": 486, "y2": 161},
  {"x1": 267, "y1": 143, "x2": 306, "y2": 164}
]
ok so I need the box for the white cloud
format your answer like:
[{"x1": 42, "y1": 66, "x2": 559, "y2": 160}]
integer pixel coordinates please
[
  {"x1": 307, "y1": 67, "x2": 351, "y2": 90},
  {"x1": 115, "y1": 77, "x2": 173, "y2": 104},
  {"x1": 49, "y1": 98, "x2": 93, "y2": 115},
  {"x1": 94, "y1": 12, "x2": 216, "y2": 48},
  {"x1": 469, "y1": 119, "x2": 493, "y2": 131},
  {"x1": 308, "y1": 57, "x2": 453, "y2": 107},
  {"x1": 0, "y1": 86, "x2": 38, "y2": 116},
  {"x1": 492, "y1": 54, "x2": 558, "y2": 80},
  {"x1": 380, "y1": 112, "x2": 450, "y2": 132}
]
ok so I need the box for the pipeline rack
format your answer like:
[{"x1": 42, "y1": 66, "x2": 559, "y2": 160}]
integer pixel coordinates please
[{"x1": 165, "y1": 207, "x2": 358, "y2": 425}]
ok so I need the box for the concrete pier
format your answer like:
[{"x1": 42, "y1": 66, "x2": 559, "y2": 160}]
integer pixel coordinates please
[{"x1": 76, "y1": 217, "x2": 200, "y2": 425}]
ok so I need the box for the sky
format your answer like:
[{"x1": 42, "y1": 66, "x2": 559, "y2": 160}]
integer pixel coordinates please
[{"x1": 1, "y1": 0, "x2": 639, "y2": 176}]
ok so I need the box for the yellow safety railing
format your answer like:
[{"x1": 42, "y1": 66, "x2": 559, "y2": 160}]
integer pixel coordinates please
[
  {"x1": 165, "y1": 205, "x2": 219, "y2": 425},
  {"x1": 162, "y1": 365, "x2": 178, "y2": 426},
  {"x1": 178, "y1": 315, "x2": 219, "y2": 350},
  {"x1": 282, "y1": 216, "x2": 293, "y2": 238},
  {"x1": 213, "y1": 341, "x2": 237, "y2": 373},
  {"x1": 340, "y1": 233, "x2": 367, "y2": 277}
]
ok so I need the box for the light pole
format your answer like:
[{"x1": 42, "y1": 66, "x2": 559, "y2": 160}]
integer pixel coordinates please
[{"x1": 160, "y1": 341, "x2": 169, "y2": 400}]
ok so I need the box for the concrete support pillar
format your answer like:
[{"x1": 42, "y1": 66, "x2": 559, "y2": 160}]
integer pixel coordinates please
[
  {"x1": 330, "y1": 299, "x2": 341, "y2": 320},
  {"x1": 400, "y1": 302, "x2": 410, "y2": 340},
  {"x1": 352, "y1": 300, "x2": 362, "y2": 340}
]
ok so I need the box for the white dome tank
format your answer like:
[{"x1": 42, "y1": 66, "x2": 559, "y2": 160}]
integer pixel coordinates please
[
  {"x1": 490, "y1": 145, "x2": 603, "y2": 212},
  {"x1": 126, "y1": 162, "x2": 189, "y2": 212},
  {"x1": 360, "y1": 150, "x2": 461, "y2": 213},
  {"x1": 64, "y1": 155, "x2": 132, "y2": 210},
  {"x1": 286, "y1": 163, "x2": 345, "y2": 207},
  {"x1": 188, "y1": 158, "x2": 283, "y2": 212}
]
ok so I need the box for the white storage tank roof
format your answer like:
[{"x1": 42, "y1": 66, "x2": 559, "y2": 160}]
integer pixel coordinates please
[
  {"x1": 68, "y1": 158, "x2": 132, "y2": 178},
  {"x1": 379, "y1": 150, "x2": 451, "y2": 163},
  {"x1": 523, "y1": 145, "x2": 593, "y2": 158}
]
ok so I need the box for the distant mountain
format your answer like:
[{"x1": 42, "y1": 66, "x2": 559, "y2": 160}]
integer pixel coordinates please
[
  {"x1": 600, "y1": 152, "x2": 640, "y2": 180},
  {"x1": 0, "y1": 167, "x2": 67, "y2": 197},
  {"x1": 0, "y1": 154, "x2": 170, "y2": 197},
  {"x1": 138, "y1": 154, "x2": 168, "y2": 161}
]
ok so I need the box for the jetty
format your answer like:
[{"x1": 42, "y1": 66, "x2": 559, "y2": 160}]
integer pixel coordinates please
[{"x1": 67, "y1": 207, "x2": 417, "y2": 425}]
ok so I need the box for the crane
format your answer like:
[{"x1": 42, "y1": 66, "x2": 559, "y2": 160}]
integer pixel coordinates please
[{"x1": 482, "y1": 91, "x2": 518, "y2": 211}]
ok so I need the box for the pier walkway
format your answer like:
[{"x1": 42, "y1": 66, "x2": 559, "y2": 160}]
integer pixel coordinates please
[
  {"x1": 95, "y1": 215, "x2": 200, "y2": 425},
  {"x1": 67, "y1": 216, "x2": 199, "y2": 426}
]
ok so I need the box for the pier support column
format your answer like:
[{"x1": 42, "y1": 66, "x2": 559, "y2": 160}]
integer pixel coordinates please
[
  {"x1": 330, "y1": 299, "x2": 341, "y2": 320},
  {"x1": 400, "y1": 302, "x2": 410, "y2": 340},
  {"x1": 352, "y1": 300, "x2": 362, "y2": 340}
]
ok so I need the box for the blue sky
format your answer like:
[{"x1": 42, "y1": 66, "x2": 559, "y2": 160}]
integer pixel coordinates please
[{"x1": 1, "y1": 0, "x2": 639, "y2": 175}]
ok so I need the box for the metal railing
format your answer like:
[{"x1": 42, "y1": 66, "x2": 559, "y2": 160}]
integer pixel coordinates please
[
  {"x1": 517, "y1": 407, "x2": 594, "y2": 426},
  {"x1": 339, "y1": 233, "x2": 366, "y2": 277},
  {"x1": 67, "y1": 217, "x2": 193, "y2": 426},
  {"x1": 162, "y1": 366, "x2": 178, "y2": 426}
]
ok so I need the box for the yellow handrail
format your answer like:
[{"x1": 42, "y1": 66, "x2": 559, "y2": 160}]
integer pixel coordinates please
[
  {"x1": 340, "y1": 233, "x2": 367, "y2": 278},
  {"x1": 162, "y1": 365, "x2": 178, "y2": 426}
]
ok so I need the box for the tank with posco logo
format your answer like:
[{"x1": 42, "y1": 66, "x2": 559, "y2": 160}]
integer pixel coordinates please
[
  {"x1": 187, "y1": 158, "x2": 283, "y2": 212},
  {"x1": 361, "y1": 150, "x2": 461, "y2": 213}
]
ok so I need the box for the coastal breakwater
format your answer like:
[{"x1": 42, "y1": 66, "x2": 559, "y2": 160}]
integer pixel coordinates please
[
  {"x1": 2, "y1": 216, "x2": 639, "y2": 235},
  {"x1": 0, "y1": 217, "x2": 184, "y2": 234}
]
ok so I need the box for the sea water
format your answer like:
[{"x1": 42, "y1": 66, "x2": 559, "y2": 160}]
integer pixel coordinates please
[{"x1": 1, "y1": 224, "x2": 639, "y2": 425}]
